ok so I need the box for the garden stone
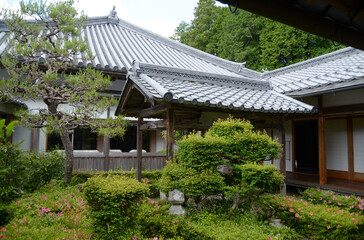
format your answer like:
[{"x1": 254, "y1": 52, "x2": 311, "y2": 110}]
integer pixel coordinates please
[
  {"x1": 168, "y1": 189, "x2": 185, "y2": 204},
  {"x1": 217, "y1": 164, "x2": 232, "y2": 174},
  {"x1": 168, "y1": 189, "x2": 186, "y2": 216},
  {"x1": 169, "y1": 205, "x2": 186, "y2": 217},
  {"x1": 269, "y1": 218, "x2": 283, "y2": 227}
]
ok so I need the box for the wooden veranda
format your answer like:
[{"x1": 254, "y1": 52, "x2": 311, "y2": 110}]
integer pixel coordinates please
[{"x1": 286, "y1": 172, "x2": 364, "y2": 197}]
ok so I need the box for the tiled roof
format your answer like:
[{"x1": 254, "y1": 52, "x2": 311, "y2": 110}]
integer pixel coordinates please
[
  {"x1": 264, "y1": 47, "x2": 364, "y2": 97},
  {"x1": 0, "y1": 11, "x2": 260, "y2": 79},
  {"x1": 125, "y1": 61, "x2": 315, "y2": 114}
]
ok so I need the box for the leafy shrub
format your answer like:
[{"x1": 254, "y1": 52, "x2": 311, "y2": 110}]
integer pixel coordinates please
[
  {"x1": 71, "y1": 169, "x2": 162, "y2": 198},
  {"x1": 0, "y1": 120, "x2": 66, "y2": 203},
  {"x1": 136, "y1": 197, "x2": 209, "y2": 239},
  {"x1": 265, "y1": 194, "x2": 364, "y2": 240},
  {"x1": 240, "y1": 163, "x2": 284, "y2": 193},
  {"x1": 226, "y1": 163, "x2": 284, "y2": 209},
  {"x1": 206, "y1": 117, "x2": 254, "y2": 138},
  {"x1": 83, "y1": 174, "x2": 149, "y2": 239},
  {"x1": 178, "y1": 117, "x2": 281, "y2": 171},
  {"x1": 302, "y1": 188, "x2": 364, "y2": 214},
  {"x1": 22, "y1": 151, "x2": 65, "y2": 192},
  {"x1": 189, "y1": 211, "x2": 300, "y2": 240},
  {"x1": 159, "y1": 162, "x2": 225, "y2": 203},
  {"x1": 0, "y1": 180, "x2": 92, "y2": 239},
  {"x1": 0, "y1": 120, "x2": 25, "y2": 203}
]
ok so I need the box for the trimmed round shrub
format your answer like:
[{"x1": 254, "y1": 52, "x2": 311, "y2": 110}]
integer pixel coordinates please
[
  {"x1": 177, "y1": 117, "x2": 281, "y2": 171},
  {"x1": 159, "y1": 162, "x2": 225, "y2": 202},
  {"x1": 83, "y1": 174, "x2": 149, "y2": 239}
]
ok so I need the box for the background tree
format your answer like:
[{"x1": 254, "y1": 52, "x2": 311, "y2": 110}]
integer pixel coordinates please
[
  {"x1": 173, "y1": 0, "x2": 344, "y2": 71},
  {"x1": 0, "y1": 0, "x2": 128, "y2": 184}
]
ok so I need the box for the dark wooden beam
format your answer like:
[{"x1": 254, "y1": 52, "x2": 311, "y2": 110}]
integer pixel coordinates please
[
  {"x1": 119, "y1": 83, "x2": 134, "y2": 112},
  {"x1": 139, "y1": 104, "x2": 168, "y2": 118},
  {"x1": 280, "y1": 118, "x2": 286, "y2": 195},
  {"x1": 136, "y1": 117, "x2": 143, "y2": 182},
  {"x1": 319, "y1": 116, "x2": 327, "y2": 185},
  {"x1": 292, "y1": 120, "x2": 296, "y2": 173},
  {"x1": 280, "y1": 121, "x2": 286, "y2": 175},
  {"x1": 347, "y1": 116, "x2": 354, "y2": 181},
  {"x1": 140, "y1": 120, "x2": 167, "y2": 130},
  {"x1": 323, "y1": 103, "x2": 364, "y2": 115},
  {"x1": 122, "y1": 108, "x2": 142, "y2": 114},
  {"x1": 167, "y1": 109, "x2": 174, "y2": 161}
]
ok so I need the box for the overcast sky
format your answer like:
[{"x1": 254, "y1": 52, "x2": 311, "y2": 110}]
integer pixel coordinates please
[{"x1": 0, "y1": 0, "x2": 226, "y2": 38}]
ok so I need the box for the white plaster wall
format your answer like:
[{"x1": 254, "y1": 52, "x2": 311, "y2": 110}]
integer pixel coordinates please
[
  {"x1": 155, "y1": 129, "x2": 165, "y2": 152},
  {"x1": 12, "y1": 127, "x2": 31, "y2": 151},
  {"x1": 326, "y1": 119, "x2": 348, "y2": 171},
  {"x1": 284, "y1": 120, "x2": 293, "y2": 172},
  {"x1": 353, "y1": 118, "x2": 364, "y2": 173},
  {"x1": 273, "y1": 129, "x2": 281, "y2": 169},
  {"x1": 38, "y1": 129, "x2": 47, "y2": 152},
  {"x1": 323, "y1": 88, "x2": 364, "y2": 107}
]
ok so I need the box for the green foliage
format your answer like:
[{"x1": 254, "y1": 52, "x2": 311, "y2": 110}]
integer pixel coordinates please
[
  {"x1": 0, "y1": 121, "x2": 24, "y2": 203},
  {"x1": 0, "y1": 181, "x2": 92, "y2": 239},
  {"x1": 0, "y1": 0, "x2": 128, "y2": 184},
  {"x1": 136, "y1": 197, "x2": 209, "y2": 239},
  {"x1": 22, "y1": 151, "x2": 65, "y2": 192},
  {"x1": 83, "y1": 174, "x2": 149, "y2": 239},
  {"x1": 239, "y1": 163, "x2": 284, "y2": 194},
  {"x1": 159, "y1": 162, "x2": 225, "y2": 202},
  {"x1": 302, "y1": 188, "x2": 364, "y2": 214},
  {"x1": 178, "y1": 117, "x2": 281, "y2": 170},
  {"x1": 206, "y1": 117, "x2": 254, "y2": 137},
  {"x1": 1, "y1": 120, "x2": 65, "y2": 203},
  {"x1": 172, "y1": 1, "x2": 344, "y2": 71},
  {"x1": 71, "y1": 169, "x2": 162, "y2": 198},
  {"x1": 189, "y1": 211, "x2": 300, "y2": 240},
  {"x1": 178, "y1": 134, "x2": 226, "y2": 170},
  {"x1": 264, "y1": 194, "x2": 364, "y2": 240}
]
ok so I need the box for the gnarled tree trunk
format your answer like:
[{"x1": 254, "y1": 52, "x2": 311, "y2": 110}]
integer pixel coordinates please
[{"x1": 60, "y1": 132, "x2": 74, "y2": 184}]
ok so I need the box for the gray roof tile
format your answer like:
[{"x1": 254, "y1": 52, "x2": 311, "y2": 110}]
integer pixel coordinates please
[
  {"x1": 128, "y1": 62, "x2": 314, "y2": 114},
  {"x1": 265, "y1": 47, "x2": 364, "y2": 96},
  {"x1": 0, "y1": 13, "x2": 261, "y2": 78}
]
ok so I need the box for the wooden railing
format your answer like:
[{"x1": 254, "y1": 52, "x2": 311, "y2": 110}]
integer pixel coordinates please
[{"x1": 72, "y1": 150, "x2": 167, "y2": 171}]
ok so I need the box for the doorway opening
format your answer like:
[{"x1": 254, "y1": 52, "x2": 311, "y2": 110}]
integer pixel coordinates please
[{"x1": 294, "y1": 120, "x2": 319, "y2": 174}]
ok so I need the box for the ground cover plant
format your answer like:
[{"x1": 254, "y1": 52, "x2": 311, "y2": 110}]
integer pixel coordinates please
[
  {"x1": 262, "y1": 194, "x2": 364, "y2": 240},
  {"x1": 0, "y1": 180, "x2": 93, "y2": 239},
  {"x1": 302, "y1": 188, "x2": 364, "y2": 214}
]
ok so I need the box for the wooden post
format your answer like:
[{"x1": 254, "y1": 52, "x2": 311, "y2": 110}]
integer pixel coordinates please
[
  {"x1": 291, "y1": 120, "x2": 296, "y2": 172},
  {"x1": 104, "y1": 136, "x2": 110, "y2": 171},
  {"x1": 319, "y1": 116, "x2": 327, "y2": 185},
  {"x1": 167, "y1": 109, "x2": 174, "y2": 161},
  {"x1": 347, "y1": 116, "x2": 354, "y2": 181},
  {"x1": 136, "y1": 117, "x2": 143, "y2": 182},
  {"x1": 104, "y1": 108, "x2": 111, "y2": 171},
  {"x1": 280, "y1": 119, "x2": 287, "y2": 195}
]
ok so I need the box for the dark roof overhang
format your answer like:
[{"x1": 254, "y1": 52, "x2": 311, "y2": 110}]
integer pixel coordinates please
[{"x1": 217, "y1": 0, "x2": 364, "y2": 51}]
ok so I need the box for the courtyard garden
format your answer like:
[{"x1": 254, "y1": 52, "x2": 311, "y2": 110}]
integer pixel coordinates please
[{"x1": 1, "y1": 118, "x2": 364, "y2": 239}]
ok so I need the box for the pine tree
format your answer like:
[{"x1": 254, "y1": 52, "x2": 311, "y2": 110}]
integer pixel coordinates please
[{"x1": 0, "y1": 0, "x2": 128, "y2": 184}]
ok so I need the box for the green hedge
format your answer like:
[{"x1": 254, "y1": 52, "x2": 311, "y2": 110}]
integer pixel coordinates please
[
  {"x1": 71, "y1": 169, "x2": 162, "y2": 198},
  {"x1": 159, "y1": 162, "x2": 225, "y2": 202},
  {"x1": 240, "y1": 163, "x2": 284, "y2": 193},
  {"x1": 177, "y1": 117, "x2": 281, "y2": 171},
  {"x1": 83, "y1": 174, "x2": 149, "y2": 239}
]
